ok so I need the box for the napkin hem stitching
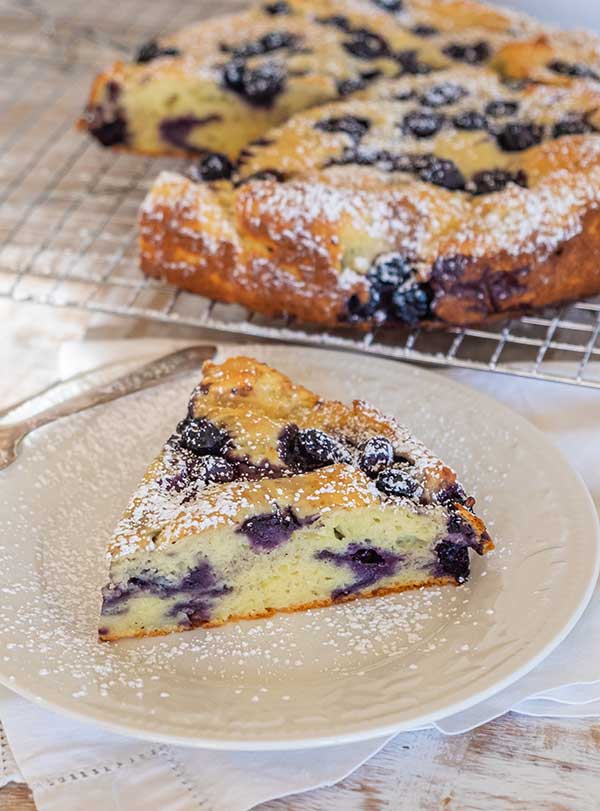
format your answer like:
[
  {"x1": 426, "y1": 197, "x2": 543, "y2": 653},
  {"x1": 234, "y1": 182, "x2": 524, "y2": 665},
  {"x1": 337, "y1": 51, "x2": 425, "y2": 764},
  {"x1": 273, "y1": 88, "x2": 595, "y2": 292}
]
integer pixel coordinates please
[
  {"x1": 162, "y1": 745, "x2": 212, "y2": 809},
  {"x1": 28, "y1": 747, "x2": 163, "y2": 790}
]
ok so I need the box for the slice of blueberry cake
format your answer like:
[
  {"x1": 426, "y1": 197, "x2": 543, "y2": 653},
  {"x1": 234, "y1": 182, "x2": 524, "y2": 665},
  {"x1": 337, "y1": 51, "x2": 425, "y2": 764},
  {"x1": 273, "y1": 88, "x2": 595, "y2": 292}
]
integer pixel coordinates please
[
  {"x1": 99, "y1": 356, "x2": 492, "y2": 641},
  {"x1": 140, "y1": 66, "x2": 600, "y2": 329}
]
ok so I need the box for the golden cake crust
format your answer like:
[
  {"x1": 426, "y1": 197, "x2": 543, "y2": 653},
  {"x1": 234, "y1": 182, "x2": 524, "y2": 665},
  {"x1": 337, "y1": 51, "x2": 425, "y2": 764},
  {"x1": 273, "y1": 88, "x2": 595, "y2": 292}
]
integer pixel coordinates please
[
  {"x1": 99, "y1": 574, "x2": 457, "y2": 641},
  {"x1": 140, "y1": 176, "x2": 600, "y2": 328}
]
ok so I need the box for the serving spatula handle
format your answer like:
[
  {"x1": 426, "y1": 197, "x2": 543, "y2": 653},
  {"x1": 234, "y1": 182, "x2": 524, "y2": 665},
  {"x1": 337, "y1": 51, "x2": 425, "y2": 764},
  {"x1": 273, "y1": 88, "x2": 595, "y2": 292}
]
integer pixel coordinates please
[{"x1": 0, "y1": 344, "x2": 217, "y2": 470}]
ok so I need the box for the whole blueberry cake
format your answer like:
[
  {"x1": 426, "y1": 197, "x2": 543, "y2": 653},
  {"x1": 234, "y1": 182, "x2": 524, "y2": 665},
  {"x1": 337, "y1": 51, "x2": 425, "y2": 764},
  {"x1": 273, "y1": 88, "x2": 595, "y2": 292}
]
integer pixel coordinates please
[
  {"x1": 81, "y1": 0, "x2": 600, "y2": 329},
  {"x1": 99, "y1": 356, "x2": 492, "y2": 640}
]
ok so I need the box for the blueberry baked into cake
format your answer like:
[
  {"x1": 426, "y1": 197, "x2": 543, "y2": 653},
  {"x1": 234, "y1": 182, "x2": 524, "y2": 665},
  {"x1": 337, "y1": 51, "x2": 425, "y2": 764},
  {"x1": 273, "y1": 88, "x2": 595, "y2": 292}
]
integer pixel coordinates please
[
  {"x1": 81, "y1": 0, "x2": 600, "y2": 329},
  {"x1": 99, "y1": 356, "x2": 492, "y2": 640}
]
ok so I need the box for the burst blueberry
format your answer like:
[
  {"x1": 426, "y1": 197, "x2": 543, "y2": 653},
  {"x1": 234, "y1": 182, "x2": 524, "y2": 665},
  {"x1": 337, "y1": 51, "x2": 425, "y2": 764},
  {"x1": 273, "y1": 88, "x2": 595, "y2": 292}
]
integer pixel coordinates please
[
  {"x1": 435, "y1": 482, "x2": 475, "y2": 511},
  {"x1": 420, "y1": 83, "x2": 467, "y2": 108},
  {"x1": 103, "y1": 560, "x2": 229, "y2": 621},
  {"x1": 402, "y1": 110, "x2": 444, "y2": 138},
  {"x1": 415, "y1": 155, "x2": 465, "y2": 190},
  {"x1": 392, "y1": 283, "x2": 433, "y2": 324},
  {"x1": 435, "y1": 541, "x2": 470, "y2": 581},
  {"x1": 179, "y1": 417, "x2": 230, "y2": 456},
  {"x1": 222, "y1": 59, "x2": 286, "y2": 107},
  {"x1": 352, "y1": 547, "x2": 386, "y2": 565},
  {"x1": 160, "y1": 115, "x2": 222, "y2": 152},
  {"x1": 279, "y1": 425, "x2": 351, "y2": 471},
  {"x1": 339, "y1": 147, "x2": 395, "y2": 168},
  {"x1": 443, "y1": 41, "x2": 491, "y2": 64},
  {"x1": 343, "y1": 28, "x2": 390, "y2": 60},
  {"x1": 228, "y1": 31, "x2": 300, "y2": 59},
  {"x1": 396, "y1": 50, "x2": 433, "y2": 75},
  {"x1": 431, "y1": 254, "x2": 469, "y2": 284},
  {"x1": 237, "y1": 505, "x2": 315, "y2": 550},
  {"x1": 315, "y1": 115, "x2": 371, "y2": 142},
  {"x1": 316, "y1": 543, "x2": 402, "y2": 599},
  {"x1": 485, "y1": 99, "x2": 519, "y2": 117},
  {"x1": 547, "y1": 60, "x2": 599, "y2": 81},
  {"x1": 496, "y1": 121, "x2": 544, "y2": 151},
  {"x1": 361, "y1": 69, "x2": 383, "y2": 84},
  {"x1": 552, "y1": 114, "x2": 594, "y2": 138},
  {"x1": 467, "y1": 168, "x2": 528, "y2": 195},
  {"x1": 453, "y1": 110, "x2": 488, "y2": 131},
  {"x1": 369, "y1": 252, "x2": 413, "y2": 287},
  {"x1": 193, "y1": 152, "x2": 234, "y2": 181},
  {"x1": 345, "y1": 288, "x2": 381, "y2": 321},
  {"x1": 162, "y1": 454, "x2": 204, "y2": 493},
  {"x1": 376, "y1": 467, "x2": 422, "y2": 498},
  {"x1": 359, "y1": 436, "x2": 395, "y2": 477},
  {"x1": 344, "y1": 252, "x2": 416, "y2": 323},
  {"x1": 445, "y1": 512, "x2": 482, "y2": 551},
  {"x1": 89, "y1": 112, "x2": 128, "y2": 146},
  {"x1": 337, "y1": 78, "x2": 364, "y2": 96},
  {"x1": 167, "y1": 563, "x2": 233, "y2": 623},
  {"x1": 316, "y1": 14, "x2": 353, "y2": 31},
  {"x1": 435, "y1": 482, "x2": 467, "y2": 507},
  {"x1": 202, "y1": 455, "x2": 237, "y2": 483}
]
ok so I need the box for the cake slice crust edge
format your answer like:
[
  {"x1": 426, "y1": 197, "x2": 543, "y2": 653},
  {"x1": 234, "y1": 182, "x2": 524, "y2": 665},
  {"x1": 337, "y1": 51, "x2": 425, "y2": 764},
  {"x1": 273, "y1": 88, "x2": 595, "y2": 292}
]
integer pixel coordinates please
[{"x1": 99, "y1": 575, "x2": 458, "y2": 641}]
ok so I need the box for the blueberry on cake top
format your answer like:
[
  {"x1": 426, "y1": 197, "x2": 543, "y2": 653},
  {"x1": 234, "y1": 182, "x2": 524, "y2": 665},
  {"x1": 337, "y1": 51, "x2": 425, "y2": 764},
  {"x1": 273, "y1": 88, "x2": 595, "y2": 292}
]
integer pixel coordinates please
[
  {"x1": 99, "y1": 356, "x2": 492, "y2": 641},
  {"x1": 79, "y1": 0, "x2": 535, "y2": 157},
  {"x1": 140, "y1": 66, "x2": 600, "y2": 329}
]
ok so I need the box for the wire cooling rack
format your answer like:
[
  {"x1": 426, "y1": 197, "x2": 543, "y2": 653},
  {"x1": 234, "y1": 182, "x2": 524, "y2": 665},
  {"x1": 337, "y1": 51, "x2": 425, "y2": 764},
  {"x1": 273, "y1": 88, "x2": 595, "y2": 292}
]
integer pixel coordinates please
[{"x1": 1, "y1": 0, "x2": 600, "y2": 388}]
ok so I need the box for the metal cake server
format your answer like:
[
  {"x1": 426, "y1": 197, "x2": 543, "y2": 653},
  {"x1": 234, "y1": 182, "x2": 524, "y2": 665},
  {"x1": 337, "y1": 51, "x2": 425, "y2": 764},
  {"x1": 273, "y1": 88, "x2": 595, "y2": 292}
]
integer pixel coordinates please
[{"x1": 0, "y1": 344, "x2": 216, "y2": 470}]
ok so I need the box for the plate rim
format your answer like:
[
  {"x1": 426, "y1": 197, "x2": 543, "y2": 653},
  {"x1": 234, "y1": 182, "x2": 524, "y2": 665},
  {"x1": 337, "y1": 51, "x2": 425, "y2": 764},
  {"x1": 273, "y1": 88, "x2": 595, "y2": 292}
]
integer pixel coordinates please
[{"x1": 1, "y1": 346, "x2": 598, "y2": 750}]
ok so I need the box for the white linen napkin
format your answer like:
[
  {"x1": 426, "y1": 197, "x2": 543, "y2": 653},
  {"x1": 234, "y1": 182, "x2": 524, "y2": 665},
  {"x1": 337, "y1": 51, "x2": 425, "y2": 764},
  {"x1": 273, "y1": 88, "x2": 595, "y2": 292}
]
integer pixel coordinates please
[
  {"x1": 1, "y1": 339, "x2": 599, "y2": 810},
  {"x1": 0, "y1": 684, "x2": 391, "y2": 811},
  {"x1": 0, "y1": 711, "x2": 21, "y2": 788}
]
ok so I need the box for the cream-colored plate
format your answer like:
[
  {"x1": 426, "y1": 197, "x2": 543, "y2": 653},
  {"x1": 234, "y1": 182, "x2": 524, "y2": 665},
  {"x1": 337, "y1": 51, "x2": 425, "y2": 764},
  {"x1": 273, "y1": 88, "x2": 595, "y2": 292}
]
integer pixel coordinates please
[{"x1": 0, "y1": 346, "x2": 598, "y2": 749}]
